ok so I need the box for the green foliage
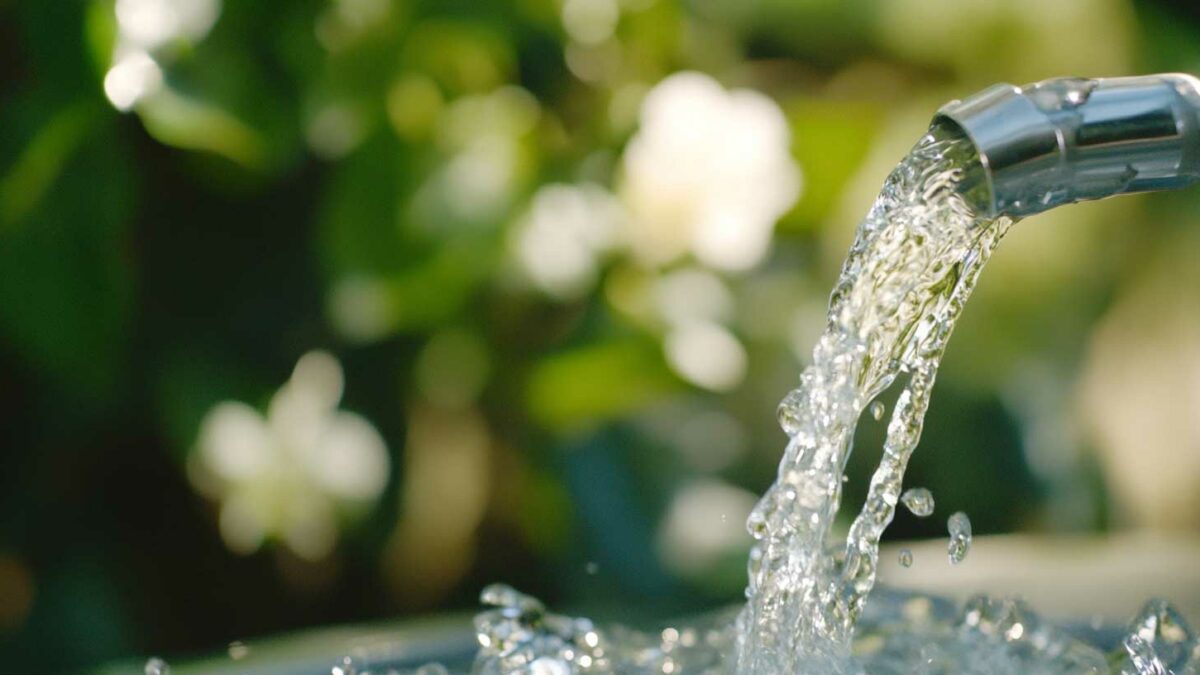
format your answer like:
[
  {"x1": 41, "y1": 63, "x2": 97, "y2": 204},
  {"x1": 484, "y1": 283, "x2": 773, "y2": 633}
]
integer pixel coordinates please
[{"x1": 1, "y1": 0, "x2": 1197, "y2": 670}]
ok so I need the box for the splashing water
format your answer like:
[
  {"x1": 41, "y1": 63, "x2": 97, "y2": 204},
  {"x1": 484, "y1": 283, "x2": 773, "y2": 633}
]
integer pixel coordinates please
[
  {"x1": 323, "y1": 123, "x2": 1198, "y2": 675},
  {"x1": 947, "y1": 512, "x2": 973, "y2": 565},
  {"x1": 900, "y1": 487, "x2": 935, "y2": 517},
  {"x1": 735, "y1": 122, "x2": 1008, "y2": 672}
]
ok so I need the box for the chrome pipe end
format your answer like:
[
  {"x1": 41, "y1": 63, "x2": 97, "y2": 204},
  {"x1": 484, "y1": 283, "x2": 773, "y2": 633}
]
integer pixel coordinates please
[{"x1": 934, "y1": 74, "x2": 1200, "y2": 218}]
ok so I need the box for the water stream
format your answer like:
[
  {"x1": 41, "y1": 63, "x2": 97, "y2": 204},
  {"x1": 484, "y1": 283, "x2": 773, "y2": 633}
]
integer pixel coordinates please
[
  {"x1": 332, "y1": 124, "x2": 1199, "y2": 674},
  {"x1": 735, "y1": 122, "x2": 1004, "y2": 672}
]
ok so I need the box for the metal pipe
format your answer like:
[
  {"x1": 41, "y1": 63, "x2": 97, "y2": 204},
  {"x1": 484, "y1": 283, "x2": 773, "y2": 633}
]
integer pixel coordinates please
[{"x1": 934, "y1": 74, "x2": 1200, "y2": 218}]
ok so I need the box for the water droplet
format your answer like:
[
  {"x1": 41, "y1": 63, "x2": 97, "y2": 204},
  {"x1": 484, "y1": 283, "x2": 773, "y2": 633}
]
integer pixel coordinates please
[
  {"x1": 900, "y1": 487, "x2": 935, "y2": 517},
  {"x1": 776, "y1": 389, "x2": 805, "y2": 435},
  {"x1": 869, "y1": 401, "x2": 885, "y2": 420},
  {"x1": 898, "y1": 548, "x2": 913, "y2": 567},
  {"x1": 947, "y1": 511, "x2": 972, "y2": 564},
  {"x1": 144, "y1": 657, "x2": 170, "y2": 675}
]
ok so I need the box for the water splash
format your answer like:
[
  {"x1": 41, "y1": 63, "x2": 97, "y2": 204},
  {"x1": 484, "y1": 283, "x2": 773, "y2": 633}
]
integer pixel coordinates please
[
  {"x1": 457, "y1": 587, "x2": 1199, "y2": 675},
  {"x1": 472, "y1": 584, "x2": 731, "y2": 674},
  {"x1": 900, "y1": 487, "x2": 935, "y2": 517},
  {"x1": 448, "y1": 122, "x2": 1193, "y2": 674},
  {"x1": 947, "y1": 511, "x2": 973, "y2": 565},
  {"x1": 736, "y1": 123, "x2": 1008, "y2": 672}
]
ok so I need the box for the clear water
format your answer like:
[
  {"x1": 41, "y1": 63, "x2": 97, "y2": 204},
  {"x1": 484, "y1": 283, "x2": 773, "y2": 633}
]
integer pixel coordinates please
[
  {"x1": 900, "y1": 488, "x2": 934, "y2": 518},
  {"x1": 946, "y1": 512, "x2": 972, "y2": 565},
  {"x1": 737, "y1": 123, "x2": 1007, "y2": 671},
  {"x1": 316, "y1": 124, "x2": 1198, "y2": 674}
]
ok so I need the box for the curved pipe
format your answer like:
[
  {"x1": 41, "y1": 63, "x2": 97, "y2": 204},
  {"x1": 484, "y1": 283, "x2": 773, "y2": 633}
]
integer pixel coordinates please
[{"x1": 934, "y1": 74, "x2": 1200, "y2": 218}]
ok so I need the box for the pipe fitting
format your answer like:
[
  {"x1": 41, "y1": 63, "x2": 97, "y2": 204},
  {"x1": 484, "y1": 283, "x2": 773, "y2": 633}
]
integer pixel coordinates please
[{"x1": 935, "y1": 74, "x2": 1200, "y2": 218}]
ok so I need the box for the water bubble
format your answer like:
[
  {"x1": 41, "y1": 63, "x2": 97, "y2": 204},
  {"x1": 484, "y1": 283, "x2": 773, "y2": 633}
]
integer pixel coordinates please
[
  {"x1": 898, "y1": 548, "x2": 913, "y2": 568},
  {"x1": 947, "y1": 511, "x2": 972, "y2": 564},
  {"x1": 585, "y1": 561, "x2": 599, "y2": 575},
  {"x1": 144, "y1": 657, "x2": 170, "y2": 675},
  {"x1": 900, "y1": 487, "x2": 935, "y2": 517},
  {"x1": 869, "y1": 401, "x2": 885, "y2": 421}
]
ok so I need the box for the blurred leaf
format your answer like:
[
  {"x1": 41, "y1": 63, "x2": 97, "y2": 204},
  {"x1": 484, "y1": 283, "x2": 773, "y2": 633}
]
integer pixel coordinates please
[
  {"x1": 783, "y1": 98, "x2": 882, "y2": 228},
  {"x1": 517, "y1": 468, "x2": 574, "y2": 554},
  {"x1": 138, "y1": 89, "x2": 268, "y2": 168},
  {"x1": 527, "y1": 338, "x2": 683, "y2": 429},
  {"x1": 401, "y1": 18, "x2": 516, "y2": 94},
  {"x1": 0, "y1": 116, "x2": 135, "y2": 399},
  {"x1": 0, "y1": 102, "x2": 97, "y2": 228},
  {"x1": 319, "y1": 132, "x2": 414, "y2": 275}
]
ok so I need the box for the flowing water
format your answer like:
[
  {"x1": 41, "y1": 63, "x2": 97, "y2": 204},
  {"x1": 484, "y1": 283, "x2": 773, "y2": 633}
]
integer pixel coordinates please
[
  {"x1": 735, "y1": 123, "x2": 1005, "y2": 672},
  {"x1": 311, "y1": 124, "x2": 1200, "y2": 674},
  {"x1": 457, "y1": 124, "x2": 1198, "y2": 674}
]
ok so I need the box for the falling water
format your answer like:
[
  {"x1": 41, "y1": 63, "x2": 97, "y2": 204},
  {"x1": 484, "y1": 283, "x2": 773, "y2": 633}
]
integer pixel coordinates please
[
  {"x1": 331, "y1": 123, "x2": 1200, "y2": 674},
  {"x1": 735, "y1": 123, "x2": 1007, "y2": 672}
]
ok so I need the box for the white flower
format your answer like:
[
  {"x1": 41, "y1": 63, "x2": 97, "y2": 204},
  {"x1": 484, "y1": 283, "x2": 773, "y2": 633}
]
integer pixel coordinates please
[
  {"x1": 105, "y1": 0, "x2": 221, "y2": 111},
  {"x1": 620, "y1": 72, "x2": 802, "y2": 271},
  {"x1": 652, "y1": 267, "x2": 747, "y2": 392},
  {"x1": 115, "y1": 0, "x2": 221, "y2": 50},
  {"x1": 561, "y1": 0, "x2": 620, "y2": 46},
  {"x1": 192, "y1": 351, "x2": 390, "y2": 560},
  {"x1": 411, "y1": 87, "x2": 540, "y2": 226},
  {"x1": 664, "y1": 320, "x2": 747, "y2": 393},
  {"x1": 512, "y1": 183, "x2": 625, "y2": 299}
]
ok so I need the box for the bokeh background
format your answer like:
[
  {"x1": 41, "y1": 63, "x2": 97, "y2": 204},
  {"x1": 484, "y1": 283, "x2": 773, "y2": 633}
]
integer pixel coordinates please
[{"x1": 3, "y1": 0, "x2": 1200, "y2": 671}]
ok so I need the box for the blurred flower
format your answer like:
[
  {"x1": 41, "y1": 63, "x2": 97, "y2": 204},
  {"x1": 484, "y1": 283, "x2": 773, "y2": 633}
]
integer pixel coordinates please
[
  {"x1": 412, "y1": 87, "x2": 540, "y2": 227},
  {"x1": 387, "y1": 74, "x2": 445, "y2": 141},
  {"x1": 653, "y1": 267, "x2": 747, "y2": 391},
  {"x1": 103, "y1": 51, "x2": 163, "y2": 112},
  {"x1": 105, "y1": 0, "x2": 221, "y2": 111},
  {"x1": 512, "y1": 183, "x2": 625, "y2": 299},
  {"x1": 620, "y1": 72, "x2": 802, "y2": 271},
  {"x1": 315, "y1": 0, "x2": 392, "y2": 51},
  {"x1": 664, "y1": 320, "x2": 747, "y2": 392},
  {"x1": 191, "y1": 351, "x2": 390, "y2": 560},
  {"x1": 115, "y1": 0, "x2": 221, "y2": 50},
  {"x1": 652, "y1": 266, "x2": 734, "y2": 326},
  {"x1": 561, "y1": 0, "x2": 620, "y2": 46},
  {"x1": 327, "y1": 276, "x2": 399, "y2": 344},
  {"x1": 657, "y1": 478, "x2": 756, "y2": 578},
  {"x1": 305, "y1": 102, "x2": 369, "y2": 160}
]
